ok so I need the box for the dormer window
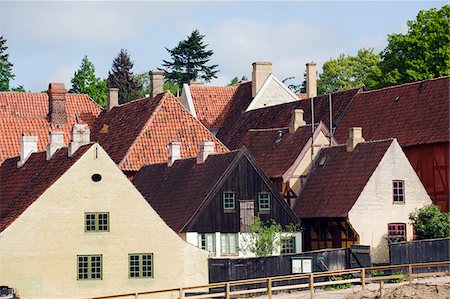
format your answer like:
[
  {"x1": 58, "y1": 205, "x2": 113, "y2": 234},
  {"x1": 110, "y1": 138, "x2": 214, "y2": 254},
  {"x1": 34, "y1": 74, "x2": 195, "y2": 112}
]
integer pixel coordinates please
[{"x1": 393, "y1": 180, "x2": 405, "y2": 204}]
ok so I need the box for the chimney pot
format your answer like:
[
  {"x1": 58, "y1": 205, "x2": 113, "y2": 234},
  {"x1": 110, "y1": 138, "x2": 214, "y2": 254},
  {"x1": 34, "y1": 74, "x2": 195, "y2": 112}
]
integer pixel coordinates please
[
  {"x1": 17, "y1": 136, "x2": 38, "y2": 167},
  {"x1": 149, "y1": 70, "x2": 164, "y2": 100},
  {"x1": 68, "y1": 124, "x2": 90, "y2": 157},
  {"x1": 168, "y1": 141, "x2": 181, "y2": 167},
  {"x1": 306, "y1": 62, "x2": 317, "y2": 98},
  {"x1": 48, "y1": 83, "x2": 68, "y2": 125},
  {"x1": 289, "y1": 109, "x2": 306, "y2": 134},
  {"x1": 197, "y1": 141, "x2": 215, "y2": 164},
  {"x1": 46, "y1": 131, "x2": 65, "y2": 160},
  {"x1": 252, "y1": 62, "x2": 272, "y2": 98},
  {"x1": 107, "y1": 88, "x2": 119, "y2": 112},
  {"x1": 346, "y1": 127, "x2": 365, "y2": 152}
]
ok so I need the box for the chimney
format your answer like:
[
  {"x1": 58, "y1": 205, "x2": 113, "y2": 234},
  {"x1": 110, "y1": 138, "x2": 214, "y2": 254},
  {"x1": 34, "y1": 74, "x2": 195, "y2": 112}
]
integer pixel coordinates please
[
  {"x1": 149, "y1": 70, "x2": 164, "y2": 99},
  {"x1": 48, "y1": 83, "x2": 68, "y2": 125},
  {"x1": 346, "y1": 127, "x2": 365, "y2": 152},
  {"x1": 107, "y1": 88, "x2": 119, "y2": 112},
  {"x1": 289, "y1": 109, "x2": 306, "y2": 134},
  {"x1": 252, "y1": 62, "x2": 272, "y2": 98},
  {"x1": 197, "y1": 141, "x2": 215, "y2": 164},
  {"x1": 168, "y1": 141, "x2": 181, "y2": 167},
  {"x1": 17, "y1": 136, "x2": 38, "y2": 167},
  {"x1": 68, "y1": 124, "x2": 90, "y2": 157},
  {"x1": 46, "y1": 131, "x2": 64, "y2": 160},
  {"x1": 306, "y1": 62, "x2": 317, "y2": 98}
]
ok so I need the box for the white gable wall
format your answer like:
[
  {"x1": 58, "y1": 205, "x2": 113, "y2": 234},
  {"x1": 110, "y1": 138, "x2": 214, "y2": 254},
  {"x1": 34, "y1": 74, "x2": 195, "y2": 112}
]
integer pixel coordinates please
[
  {"x1": 0, "y1": 145, "x2": 208, "y2": 299},
  {"x1": 179, "y1": 84, "x2": 197, "y2": 117},
  {"x1": 347, "y1": 140, "x2": 431, "y2": 264}
]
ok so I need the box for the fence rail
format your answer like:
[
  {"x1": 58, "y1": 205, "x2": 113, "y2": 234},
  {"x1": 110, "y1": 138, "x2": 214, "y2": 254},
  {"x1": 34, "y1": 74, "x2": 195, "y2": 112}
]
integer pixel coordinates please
[{"x1": 90, "y1": 261, "x2": 450, "y2": 299}]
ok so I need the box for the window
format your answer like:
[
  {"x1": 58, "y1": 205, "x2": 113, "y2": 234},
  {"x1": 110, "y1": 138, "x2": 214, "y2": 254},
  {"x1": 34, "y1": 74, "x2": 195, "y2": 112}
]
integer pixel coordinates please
[
  {"x1": 281, "y1": 236, "x2": 296, "y2": 254},
  {"x1": 129, "y1": 254, "x2": 153, "y2": 278},
  {"x1": 77, "y1": 255, "x2": 102, "y2": 280},
  {"x1": 223, "y1": 192, "x2": 235, "y2": 210},
  {"x1": 388, "y1": 223, "x2": 406, "y2": 242},
  {"x1": 198, "y1": 233, "x2": 216, "y2": 254},
  {"x1": 393, "y1": 180, "x2": 405, "y2": 204},
  {"x1": 221, "y1": 233, "x2": 238, "y2": 255},
  {"x1": 85, "y1": 212, "x2": 109, "y2": 232},
  {"x1": 258, "y1": 193, "x2": 271, "y2": 212}
]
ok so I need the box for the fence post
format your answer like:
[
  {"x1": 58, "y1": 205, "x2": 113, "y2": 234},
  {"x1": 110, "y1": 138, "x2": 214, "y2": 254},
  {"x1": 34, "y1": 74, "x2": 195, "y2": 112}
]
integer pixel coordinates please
[
  {"x1": 226, "y1": 282, "x2": 230, "y2": 299},
  {"x1": 268, "y1": 278, "x2": 272, "y2": 299},
  {"x1": 361, "y1": 268, "x2": 366, "y2": 290},
  {"x1": 408, "y1": 264, "x2": 413, "y2": 284},
  {"x1": 179, "y1": 288, "x2": 184, "y2": 299},
  {"x1": 309, "y1": 273, "x2": 314, "y2": 298},
  {"x1": 135, "y1": 293, "x2": 139, "y2": 299}
]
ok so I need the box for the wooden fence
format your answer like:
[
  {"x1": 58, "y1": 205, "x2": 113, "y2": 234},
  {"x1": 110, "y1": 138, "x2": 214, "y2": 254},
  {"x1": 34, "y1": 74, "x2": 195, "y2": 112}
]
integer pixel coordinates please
[
  {"x1": 89, "y1": 261, "x2": 450, "y2": 299},
  {"x1": 390, "y1": 237, "x2": 450, "y2": 265}
]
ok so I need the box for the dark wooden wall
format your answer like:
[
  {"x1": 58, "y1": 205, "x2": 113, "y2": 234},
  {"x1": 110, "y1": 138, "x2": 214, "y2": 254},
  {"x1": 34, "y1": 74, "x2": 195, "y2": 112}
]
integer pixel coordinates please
[{"x1": 188, "y1": 156, "x2": 297, "y2": 233}]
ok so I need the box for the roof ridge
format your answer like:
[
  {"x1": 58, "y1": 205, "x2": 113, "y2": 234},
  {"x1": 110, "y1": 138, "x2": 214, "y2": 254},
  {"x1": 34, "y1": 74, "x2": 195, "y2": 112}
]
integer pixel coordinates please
[
  {"x1": 331, "y1": 138, "x2": 395, "y2": 148},
  {"x1": 361, "y1": 76, "x2": 449, "y2": 94}
]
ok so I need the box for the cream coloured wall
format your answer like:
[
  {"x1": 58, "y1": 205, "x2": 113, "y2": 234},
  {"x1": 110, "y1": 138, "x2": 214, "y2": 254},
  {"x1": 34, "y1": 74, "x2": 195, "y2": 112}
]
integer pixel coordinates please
[
  {"x1": 347, "y1": 140, "x2": 431, "y2": 264},
  {"x1": 0, "y1": 144, "x2": 209, "y2": 299}
]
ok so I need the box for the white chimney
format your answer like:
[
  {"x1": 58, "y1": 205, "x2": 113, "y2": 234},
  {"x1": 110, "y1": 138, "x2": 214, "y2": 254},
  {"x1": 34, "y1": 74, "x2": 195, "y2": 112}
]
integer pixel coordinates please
[
  {"x1": 46, "y1": 131, "x2": 64, "y2": 160},
  {"x1": 197, "y1": 141, "x2": 215, "y2": 164},
  {"x1": 252, "y1": 62, "x2": 272, "y2": 98},
  {"x1": 168, "y1": 141, "x2": 181, "y2": 167},
  {"x1": 306, "y1": 62, "x2": 317, "y2": 98},
  {"x1": 149, "y1": 70, "x2": 164, "y2": 100},
  {"x1": 346, "y1": 127, "x2": 365, "y2": 152},
  {"x1": 17, "y1": 136, "x2": 38, "y2": 167},
  {"x1": 289, "y1": 109, "x2": 306, "y2": 134},
  {"x1": 68, "y1": 124, "x2": 90, "y2": 157},
  {"x1": 107, "y1": 88, "x2": 119, "y2": 112}
]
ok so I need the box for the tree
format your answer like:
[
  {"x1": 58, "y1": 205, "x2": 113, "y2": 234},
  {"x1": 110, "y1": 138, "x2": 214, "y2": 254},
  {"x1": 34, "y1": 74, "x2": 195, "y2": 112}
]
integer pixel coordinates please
[
  {"x1": 409, "y1": 204, "x2": 450, "y2": 240},
  {"x1": 107, "y1": 49, "x2": 142, "y2": 104},
  {"x1": 0, "y1": 36, "x2": 15, "y2": 91},
  {"x1": 133, "y1": 72, "x2": 180, "y2": 98},
  {"x1": 317, "y1": 48, "x2": 381, "y2": 95},
  {"x1": 228, "y1": 76, "x2": 248, "y2": 86},
  {"x1": 379, "y1": 5, "x2": 450, "y2": 86},
  {"x1": 70, "y1": 56, "x2": 108, "y2": 107},
  {"x1": 282, "y1": 75, "x2": 305, "y2": 94},
  {"x1": 161, "y1": 29, "x2": 219, "y2": 87}
]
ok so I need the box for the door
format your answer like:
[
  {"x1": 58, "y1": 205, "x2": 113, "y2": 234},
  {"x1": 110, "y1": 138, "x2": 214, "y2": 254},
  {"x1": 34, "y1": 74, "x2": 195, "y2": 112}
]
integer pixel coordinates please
[{"x1": 240, "y1": 200, "x2": 255, "y2": 232}]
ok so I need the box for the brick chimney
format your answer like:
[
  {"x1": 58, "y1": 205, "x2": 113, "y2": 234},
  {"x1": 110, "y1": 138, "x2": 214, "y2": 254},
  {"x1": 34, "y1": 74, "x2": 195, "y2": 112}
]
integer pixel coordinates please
[
  {"x1": 48, "y1": 83, "x2": 68, "y2": 125},
  {"x1": 197, "y1": 141, "x2": 215, "y2": 164},
  {"x1": 289, "y1": 109, "x2": 306, "y2": 134},
  {"x1": 46, "y1": 131, "x2": 64, "y2": 160},
  {"x1": 306, "y1": 62, "x2": 317, "y2": 98},
  {"x1": 252, "y1": 62, "x2": 272, "y2": 98},
  {"x1": 68, "y1": 124, "x2": 90, "y2": 157},
  {"x1": 17, "y1": 136, "x2": 38, "y2": 167},
  {"x1": 168, "y1": 141, "x2": 181, "y2": 167},
  {"x1": 149, "y1": 70, "x2": 164, "y2": 100},
  {"x1": 346, "y1": 127, "x2": 365, "y2": 152},
  {"x1": 107, "y1": 88, "x2": 119, "y2": 112}
]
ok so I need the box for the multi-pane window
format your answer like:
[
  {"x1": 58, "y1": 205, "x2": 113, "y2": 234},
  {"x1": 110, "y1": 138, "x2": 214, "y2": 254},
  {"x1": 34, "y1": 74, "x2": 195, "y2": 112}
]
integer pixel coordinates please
[
  {"x1": 129, "y1": 254, "x2": 153, "y2": 278},
  {"x1": 388, "y1": 223, "x2": 406, "y2": 241},
  {"x1": 223, "y1": 192, "x2": 236, "y2": 210},
  {"x1": 221, "y1": 233, "x2": 238, "y2": 255},
  {"x1": 393, "y1": 180, "x2": 405, "y2": 204},
  {"x1": 258, "y1": 193, "x2": 271, "y2": 212},
  {"x1": 198, "y1": 233, "x2": 216, "y2": 254},
  {"x1": 85, "y1": 212, "x2": 109, "y2": 232},
  {"x1": 77, "y1": 255, "x2": 102, "y2": 280},
  {"x1": 281, "y1": 236, "x2": 296, "y2": 254}
]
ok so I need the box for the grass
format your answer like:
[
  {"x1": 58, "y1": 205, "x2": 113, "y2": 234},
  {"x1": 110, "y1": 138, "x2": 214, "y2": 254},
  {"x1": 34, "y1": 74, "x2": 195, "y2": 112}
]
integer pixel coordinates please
[{"x1": 324, "y1": 274, "x2": 353, "y2": 291}]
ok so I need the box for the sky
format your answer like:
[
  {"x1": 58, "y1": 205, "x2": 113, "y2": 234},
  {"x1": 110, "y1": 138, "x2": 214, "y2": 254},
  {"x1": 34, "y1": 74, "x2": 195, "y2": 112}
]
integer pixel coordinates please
[{"x1": 0, "y1": 1, "x2": 446, "y2": 92}]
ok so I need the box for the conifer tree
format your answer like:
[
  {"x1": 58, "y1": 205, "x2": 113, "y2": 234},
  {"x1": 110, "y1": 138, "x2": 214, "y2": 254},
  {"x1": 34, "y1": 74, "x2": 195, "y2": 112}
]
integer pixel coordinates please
[
  {"x1": 107, "y1": 49, "x2": 141, "y2": 104},
  {"x1": 161, "y1": 29, "x2": 219, "y2": 87},
  {"x1": 0, "y1": 36, "x2": 15, "y2": 91}
]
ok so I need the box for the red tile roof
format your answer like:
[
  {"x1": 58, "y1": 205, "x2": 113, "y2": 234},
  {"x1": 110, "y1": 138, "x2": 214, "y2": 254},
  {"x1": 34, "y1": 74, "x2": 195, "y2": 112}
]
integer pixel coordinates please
[
  {"x1": 0, "y1": 144, "x2": 93, "y2": 232},
  {"x1": 294, "y1": 139, "x2": 394, "y2": 218},
  {"x1": 217, "y1": 88, "x2": 361, "y2": 149},
  {"x1": 91, "y1": 92, "x2": 229, "y2": 171},
  {"x1": 334, "y1": 77, "x2": 450, "y2": 147},
  {"x1": 0, "y1": 92, "x2": 102, "y2": 163}
]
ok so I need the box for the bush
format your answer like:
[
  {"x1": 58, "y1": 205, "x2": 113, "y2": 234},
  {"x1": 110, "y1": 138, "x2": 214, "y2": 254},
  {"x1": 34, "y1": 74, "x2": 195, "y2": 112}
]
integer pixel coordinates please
[{"x1": 409, "y1": 205, "x2": 450, "y2": 240}]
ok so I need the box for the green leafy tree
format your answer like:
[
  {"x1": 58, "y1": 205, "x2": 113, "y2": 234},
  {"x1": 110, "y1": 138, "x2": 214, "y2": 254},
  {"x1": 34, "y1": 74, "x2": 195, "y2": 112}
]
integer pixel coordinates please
[
  {"x1": 282, "y1": 75, "x2": 306, "y2": 94},
  {"x1": 70, "y1": 56, "x2": 108, "y2": 107},
  {"x1": 228, "y1": 76, "x2": 248, "y2": 86},
  {"x1": 133, "y1": 72, "x2": 180, "y2": 98},
  {"x1": 0, "y1": 36, "x2": 15, "y2": 91},
  {"x1": 107, "y1": 49, "x2": 142, "y2": 104},
  {"x1": 11, "y1": 85, "x2": 25, "y2": 92},
  {"x1": 161, "y1": 29, "x2": 219, "y2": 87},
  {"x1": 379, "y1": 5, "x2": 450, "y2": 86},
  {"x1": 409, "y1": 204, "x2": 450, "y2": 240},
  {"x1": 317, "y1": 48, "x2": 381, "y2": 94}
]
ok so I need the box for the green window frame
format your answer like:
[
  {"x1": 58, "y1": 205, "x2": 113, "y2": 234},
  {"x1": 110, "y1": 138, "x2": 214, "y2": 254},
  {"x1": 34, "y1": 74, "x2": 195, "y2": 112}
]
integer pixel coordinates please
[
  {"x1": 220, "y1": 233, "x2": 239, "y2": 255},
  {"x1": 223, "y1": 192, "x2": 236, "y2": 210},
  {"x1": 198, "y1": 233, "x2": 216, "y2": 254},
  {"x1": 77, "y1": 255, "x2": 102, "y2": 280},
  {"x1": 281, "y1": 236, "x2": 296, "y2": 254},
  {"x1": 129, "y1": 253, "x2": 153, "y2": 279},
  {"x1": 258, "y1": 193, "x2": 271, "y2": 211},
  {"x1": 85, "y1": 212, "x2": 109, "y2": 232}
]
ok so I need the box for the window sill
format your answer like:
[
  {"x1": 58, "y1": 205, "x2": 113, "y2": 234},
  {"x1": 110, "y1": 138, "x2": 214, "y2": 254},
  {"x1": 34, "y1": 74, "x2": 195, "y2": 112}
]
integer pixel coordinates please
[{"x1": 224, "y1": 209, "x2": 236, "y2": 213}]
